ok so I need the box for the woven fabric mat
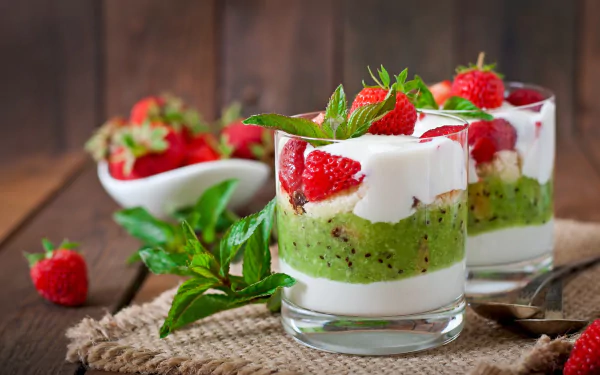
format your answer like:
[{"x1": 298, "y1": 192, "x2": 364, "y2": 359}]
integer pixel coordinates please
[{"x1": 66, "y1": 219, "x2": 600, "y2": 375}]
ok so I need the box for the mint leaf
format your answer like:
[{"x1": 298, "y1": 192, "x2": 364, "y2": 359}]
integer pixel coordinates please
[
  {"x1": 266, "y1": 288, "x2": 282, "y2": 313},
  {"x1": 348, "y1": 86, "x2": 397, "y2": 138},
  {"x1": 41, "y1": 238, "x2": 55, "y2": 252},
  {"x1": 219, "y1": 199, "x2": 276, "y2": 277},
  {"x1": 234, "y1": 273, "x2": 296, "y2": 298},
  {"x1": 189, "y1": 253, "x2": 220, "y2": 280},
  {"x1": 126, "y1": 249, "x2": 143, "y2": 264},
  {"x1": 138, "y1": 247, "x2": 193, "y2": 276},
  {"x1": 194, "y1": 179, "x2": 239, "y2": 243},
  {"x1": 242, "y1": 115, "x2": 329, "y2": 146},
  {"x1": 443, "y1": 96, "x2": 494, "y2": 120},
  {"x1": 242, "y1": 200, "x2": 275, "y2": 284},
  {"x1": 322, "y1": 85, "x2": 348, "y2": 138},
  {"x1": 114, "y1": 208, "x2": 176, "y2": 246},
  {"x1": 181, "y1": 221, "x2": 210, "y2": 256},
  {"x1": 412, "y1": 75, "x2": 438, "y2": 109},
  {"x1": 159, "y1": 277, "x2": 222, "y2": 337}
]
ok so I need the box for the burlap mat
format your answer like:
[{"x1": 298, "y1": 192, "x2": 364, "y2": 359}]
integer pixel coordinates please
[{"x1": 66, "y1": 219, "x2": 600, "y2": 375}]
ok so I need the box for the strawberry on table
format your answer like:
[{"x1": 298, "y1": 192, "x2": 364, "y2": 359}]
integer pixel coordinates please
[
  {"x1": 468, "y1": 119, "x2": 517, "y2": 164},
  {"x1": 302, "y1": 150, "x2": 364, "y2": 201},
  {"x1": 563, "y1": 319, "x2": 600, "y2": 375},
  {"x1": 185, "y1": 133, "x2": 220, "y2": 165},
  {"x1": 451, "y1": 52, "x2": 505, "y2": 109},
  {"x1": 24, "y1": 239, "x2": 88, "y2": 306},
  {"x1": 506, "y1": 88, "x2": 545, "y2": 107},
  {"x1": 350, "y1": 66, "x2": 417, "y2": 135},
  {"x1": 428, "y1": 80, "x2": 452, "y2": 107}
]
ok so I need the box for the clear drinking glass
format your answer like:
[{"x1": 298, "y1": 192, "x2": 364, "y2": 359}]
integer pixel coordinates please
[
  {"x1": 430, "y1": 82, "x2": 555, "y2": 296},
  {"x1": 275, "y1": 112, "x2": 468, "y2": 355}
]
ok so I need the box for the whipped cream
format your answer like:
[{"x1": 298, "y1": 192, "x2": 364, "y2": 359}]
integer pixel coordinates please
[
  {"x1": 302, "y1": 134, "x2": 467, "y2": 223},
  {"x1": 280, "y1": 260, "x2": 465, "y2": 316}
]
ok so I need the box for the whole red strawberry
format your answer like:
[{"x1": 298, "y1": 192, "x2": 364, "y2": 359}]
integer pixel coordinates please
[
  {"x1": 130, "y1": 96, "x2": 165, "y2": 125},
  {"x1": 279, "y1": 138, "x2": 308, "y2": 194},
  {"x1": 429, "y1": 80, "x2": 452, "y2": 106},
  {"x1": 451, "y1": 53, "x2": 505, "y2": 109},
  {"x1": 506, "y1": 88, "x2": 545, "y2": 107},
  {"x1": 468, "y1": 119, "x2": 517, "y2": 164},
  {"x1": 350, "y1": 66, "x2": 417, "y2": 135},
  {"x1": 302, "y1": 150, "x2": 364, "y2": 201},
  {"x1": 109, "y1": 123, "x2": 186, "y2": 180},
  {"x1": 222, "y1": 121, "x2": 270, "y2": 159},
  {"x1": 420, "y1": 125, "x2": 467, "y2": 143},
  {"x1": 185, "y1": 133, "x2": 220, "y2": 165},
  {"x1": 563, "y1": 319, "x2": 600, "y2": 375},
  {"x1": 25, "y1": 239, "x2": 88, "y2": 306}
]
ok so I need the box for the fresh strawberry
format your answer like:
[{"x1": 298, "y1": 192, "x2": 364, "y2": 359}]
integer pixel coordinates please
[
  {"x1": 420, "y1": 125, "x2": 467, "y2": 143},
  {"x1": 350, "y1": 67, "x2": 417, "y2": 135},
  {"x1": 84, "y1": 117, "x2": 128, "y2": 161},
  {"x1": 451, "y1": 53, "x2": 505, "y2": 109},
  {"x1": 130, "y1": 96, "x2": 165, "y2": 125},
  {"x1": 506, "y1": 88, "x2": 545, "y2": 107},
  {"x1": 302, "y1": 150, "x2": 364, "y2": 201},
  {"x1": 429, "y1": 80, "x2": 452, "y2": 106},
  {"x1": 185, "y1": 134, "x2": 220, "y2": 165},
  {"x1": 563, "y1": 319, "x2": 600, "y2": 375},
  {"x1": 468, "y1": 119, "x2": 517, "y2": 164},
  {"x1": 109, "y1": 123, "x2": 186, "y2": 180},
  {"x1": 25, "y1": 239, "x2": 88, "y2": 306},
  {"x1": 279, "y1": 138, "x2": 308, "y2": 194}
]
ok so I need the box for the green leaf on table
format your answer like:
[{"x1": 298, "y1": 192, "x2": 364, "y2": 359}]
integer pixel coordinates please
[
  {"x1": 114, "y1": 207, "x2": 176, "y2": 246},
  {"x1": 234, "y1": 273, "x2": 296, "y2": 298},
  {"x1": 242, "y1": 115, "x2": 329, "y2": 146},
  {"x1": 193, "y1": 179, "x2": 239, "y2": 243},
  {"x1": 442, "y1": 96, "x2": 494, "y2": 120},
  {"x1": 266, "y1": 288, "x2": 283, "y2": 313},
  {"x1": 348, "y1": 86, "x2": 397, "y2": 138},
  {"x1": 219, "y1": 198, "x2": 276, "y2": 277},
  {"x1": 242, "y1": 200, "x2": 276, "y2": 284},
  {"x1": 159, "y1": 277, "x2": 223, "y2": 338},
  {"x1": 412, "y1": 75, "x2": 438, "y2": 110},
  {"x1": 138, "y1": 247, "x2": 192, "y2": 276}
]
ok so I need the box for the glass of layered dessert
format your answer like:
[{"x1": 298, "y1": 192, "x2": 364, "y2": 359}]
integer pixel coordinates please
[{"x1": 421, "y1": 54, "x2": 555, "y2": 295}]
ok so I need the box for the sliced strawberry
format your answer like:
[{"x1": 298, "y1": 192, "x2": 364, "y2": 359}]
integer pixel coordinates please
[
  {"x1": 420, "y1": 125, "x2": 467, "y2": 143},
  {"x1": 429, "y1": 80, "x2": 452, "y2": 106},
  {"x1": 350, "y1": 87, "x2": 417, "y2": 135},
  {"x1": 279, "y1": 139, "x2": 307, "y2": 194},
  {"x1": 302, "y1": 150, "x2": 364, "y2": 201},
  {"x1": 468, "y1": 119, "x2": 517, "y2": 164},
  {"x1": 506, "y1": 88, "x2": 545, "y2": 107}
]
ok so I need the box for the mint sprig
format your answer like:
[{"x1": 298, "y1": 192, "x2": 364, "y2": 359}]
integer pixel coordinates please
[
  {"x1": 442, "y1": 96, "x2": 494, "y2": 120},
  {"x1": 156, "y1": 198, "x2": 295, "y2": 338}
]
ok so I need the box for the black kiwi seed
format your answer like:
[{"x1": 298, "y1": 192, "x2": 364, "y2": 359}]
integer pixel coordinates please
[
  {"x1": 421, "y1": 269, "x2": 427, "y2": 273},
  {"x1": 424, "y1": 256, "x2": 429, "y2": 263},
  {"x1": 423, "y1": 234, "x2": 428, "y2": 240},
  {"x1": 336, "y1": 255, "x2": 341, "y2": 259},
  {"x1": 426, "y1": 220, "x2": 430, "y2": 225},
  {"x1": 345, "y1": 257, "x2": 349, "y2": 262},
  {"x1": 348, "y1": 262, "x2": 353, "y2": 267},
  {"x1": 365, "y1": 253, "x2": 372, "y2": 258},
  {"x1": 327, "y1": 219, "x2": 333, "y2": 223},
  {"x1": 441, "y1": 209, "x2": 446, "y2": 214},
  {"x1": 351, "y1": 248, "x2": 356, "y2": 254},
  {"x1": 386, "y1": 254, "x2": 392, "y2": 259},
  {"x1": 293, "y1": 242, "x2": 297, "y2": 246},
  {"x1": 378, "y1": 259, "x2": 383, "y2": 263},
  {"x1": 319, "y1": 255, "x2": 324, "y2": 260},
  {"x1": 327, "y1": 246, "x2": 332, "y2": 250},
  {"x1": 387, "y1": 264, "x2": 392, "y2": 269},
  {"x1": 327, "y1": 262, "x2": 331, "y2": 267},
  {"x1": 438, "y1": 217, "x2": 443, "y2": 223},
  {"x1": 398, "y1": 269, "x2": 404, "y2": 274},
  {"x1": 470, "y1": 205, "x2": 475, "y2": 211}
]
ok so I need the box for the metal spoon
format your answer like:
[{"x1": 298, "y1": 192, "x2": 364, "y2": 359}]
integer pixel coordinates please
[
  {"x1": 515, "y1": 278, "x2": 588, "y2": 336},
  {"x1": 470, "y1": 255, "x2": 600, "y2": 322}
]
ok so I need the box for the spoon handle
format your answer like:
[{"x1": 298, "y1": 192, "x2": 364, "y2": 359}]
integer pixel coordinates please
[{"x1": 543, "y1": 278, "x2": 564, "y2": 320}]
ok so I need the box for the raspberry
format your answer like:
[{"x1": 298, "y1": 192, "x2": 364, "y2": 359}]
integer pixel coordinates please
[{"x1": 302, "y1": 150, "x2": 364, "y2": 201}]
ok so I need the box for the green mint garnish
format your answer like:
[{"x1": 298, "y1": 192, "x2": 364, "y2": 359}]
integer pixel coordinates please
[
  {"x1": 156, "y1": 198, "x2": 295, "y2": 338},
  {"x1": 442, "y1": 96, "x2": 494, "y2": 120}
]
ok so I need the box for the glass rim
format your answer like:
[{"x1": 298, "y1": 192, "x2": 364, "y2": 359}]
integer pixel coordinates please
[
  {"x1": 285, "y1": 110, "x2": 468, "y2": 143},
  {"x1": 439, "y1": 81, "x2": 555, "y2": 114}
]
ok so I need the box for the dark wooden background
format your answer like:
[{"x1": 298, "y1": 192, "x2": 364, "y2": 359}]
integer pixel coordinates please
[{"x1": 1, "y1": 0, "x2": 598, "y2": 164}]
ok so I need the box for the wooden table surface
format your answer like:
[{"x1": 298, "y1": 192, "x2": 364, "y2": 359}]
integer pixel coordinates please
[{"x1": 1, "y1": 136, "x2": 600, "y2": 375}]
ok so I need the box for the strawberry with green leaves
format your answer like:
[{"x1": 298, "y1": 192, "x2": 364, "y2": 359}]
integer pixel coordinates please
[
  {"x1": 24, "y1": 239, "x2": 88, "y2": 306},
  {"x1": 451, "y1": 52, "x2": 505, "y2": 109},
  {"x1": 108, "y1": 123, "x2": 187, "y2": 180},
  {"x1": 220, "y1": 102, "x2": 274, "y2": 161}
]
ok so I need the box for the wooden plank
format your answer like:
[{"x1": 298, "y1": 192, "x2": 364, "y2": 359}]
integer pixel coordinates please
[
  {"x1": 103, "y1": 0, "x2": 218, "y2": 120},
  {"x1": 575, "y1": 0, "x2": 600, "y2": 136},
  {"x1": 343, "y1": 0, "x2": 456, "y2": 95},
  {"x1": 222, "y1": 0, "x2": 337, "y2": 116},
  {"x1": 456, "y1": 0, "x2": 576, "y2": 135},
  {"x1": 0, "y1": 0, "x2": 99, "y2": 161},
  {"x1": 0, "y1": 152, "x2": 86, "y2": 246},
  {"x1": 0, "y1": 165, "x2": 144, "y2": 375}
]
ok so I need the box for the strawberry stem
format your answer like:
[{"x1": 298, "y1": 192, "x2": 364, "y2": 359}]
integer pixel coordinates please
[{"x1": 477, "y1": 52, "x2": 485, "y2": 70}]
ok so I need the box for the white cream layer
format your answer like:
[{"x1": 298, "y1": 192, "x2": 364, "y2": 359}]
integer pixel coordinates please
[
  {"x1": 280, "y1": 260, "x2": 465, "y2": 316},
  {"x1": 466, "y1": 219, "x2": 554, "y2": 267},
  {"x1": 302, "y1": 134, "x2": 467, "y2": 223}
]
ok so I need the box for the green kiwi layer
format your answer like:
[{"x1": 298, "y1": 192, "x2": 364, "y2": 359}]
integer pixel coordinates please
[
  {"x1": 276, "y1": 196, "x2": 466, "y2": 284},
  {"x1": 468, "y1": 175, "x2": 553, "y2": 236}
]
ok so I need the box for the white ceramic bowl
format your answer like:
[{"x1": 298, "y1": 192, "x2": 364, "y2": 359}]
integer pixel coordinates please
[{"x1": 98, "y1": 159, "x2": 271, "y2": 219}]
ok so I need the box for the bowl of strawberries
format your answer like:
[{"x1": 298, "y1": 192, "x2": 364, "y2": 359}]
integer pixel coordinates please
[{"x1": 86, "y1": 95, "x2": 272, "y2": 219}]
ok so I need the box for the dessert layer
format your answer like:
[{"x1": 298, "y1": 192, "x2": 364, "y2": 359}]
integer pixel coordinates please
[
  {"x1": 299, "y1": 133, "x2": 467, "y2": 223},
  {"x1": 467, "y1": 219, "x2": 554, "y2": 266},
  {"x1": 281, "y1": 259, "x2": 465, "y2": 316},
  {"x1": 468, "y1": 175, "x2": 553, "y2": 236},
  {"x1": 277, "y1": 197, "x2": 466, "y2": 284}
]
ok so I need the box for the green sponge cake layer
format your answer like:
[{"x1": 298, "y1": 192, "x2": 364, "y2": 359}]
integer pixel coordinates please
[
  {"x1": 277, "y1": 197, "x2": 466, "y2": 284},
  {"x1": 468, "y1": 175, "x2": 553, "y2": 236}
]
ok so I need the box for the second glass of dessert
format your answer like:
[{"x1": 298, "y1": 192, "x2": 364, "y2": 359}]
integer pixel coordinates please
[{"x1": 245, "y1": 72, "x2": 469, "y2": 355}]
